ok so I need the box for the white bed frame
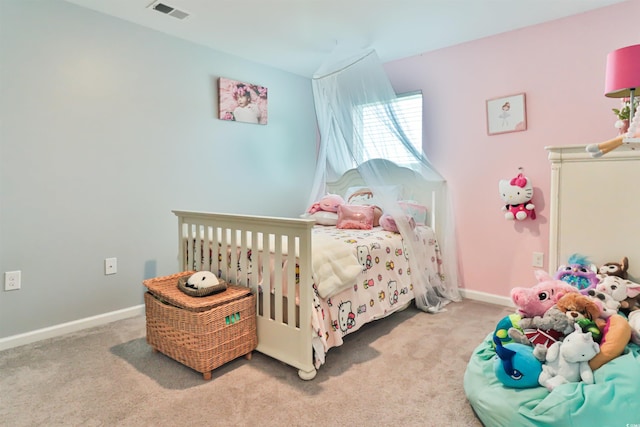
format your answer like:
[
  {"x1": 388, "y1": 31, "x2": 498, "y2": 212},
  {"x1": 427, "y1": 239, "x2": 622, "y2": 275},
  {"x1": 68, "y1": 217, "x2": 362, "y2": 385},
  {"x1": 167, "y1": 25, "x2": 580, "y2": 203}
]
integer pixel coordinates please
[
  {"x1": 547, "y1": 144, "x2": 640, "y2": 280},
  {"x1": 173, "y1": 159, "x2": 444, "y2": 380}
]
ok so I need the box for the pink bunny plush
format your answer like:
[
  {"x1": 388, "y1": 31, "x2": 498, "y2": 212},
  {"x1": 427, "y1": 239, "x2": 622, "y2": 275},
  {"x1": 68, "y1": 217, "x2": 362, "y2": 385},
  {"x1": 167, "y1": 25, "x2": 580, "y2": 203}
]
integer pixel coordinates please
[
  {"x1": 511, "y1": 270, "x2": 580, "y2": 318},
  {"x1": 307, "y1": 194, "x2": 345, "y2": 214}
]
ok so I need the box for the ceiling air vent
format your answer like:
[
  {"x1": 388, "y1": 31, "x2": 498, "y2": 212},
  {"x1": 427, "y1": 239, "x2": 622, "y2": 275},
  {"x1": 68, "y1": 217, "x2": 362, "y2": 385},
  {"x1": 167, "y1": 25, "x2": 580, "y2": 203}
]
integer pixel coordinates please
[{"x1": 147, "y1": 1, "x2": 190, "y2": 20}]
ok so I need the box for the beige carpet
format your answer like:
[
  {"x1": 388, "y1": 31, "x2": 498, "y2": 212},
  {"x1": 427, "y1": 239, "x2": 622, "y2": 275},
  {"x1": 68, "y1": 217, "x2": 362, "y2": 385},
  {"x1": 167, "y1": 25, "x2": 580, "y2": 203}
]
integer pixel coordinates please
[{"x1": 0, "y1": 298, "x2": 511, "y2": 426}]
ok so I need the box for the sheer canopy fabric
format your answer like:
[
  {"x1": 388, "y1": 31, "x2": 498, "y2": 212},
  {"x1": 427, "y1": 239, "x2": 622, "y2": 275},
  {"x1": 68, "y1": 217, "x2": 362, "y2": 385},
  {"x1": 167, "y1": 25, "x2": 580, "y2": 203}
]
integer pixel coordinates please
[{"x1": 310, "y1": 49, "x2": 460, "y2": 312}]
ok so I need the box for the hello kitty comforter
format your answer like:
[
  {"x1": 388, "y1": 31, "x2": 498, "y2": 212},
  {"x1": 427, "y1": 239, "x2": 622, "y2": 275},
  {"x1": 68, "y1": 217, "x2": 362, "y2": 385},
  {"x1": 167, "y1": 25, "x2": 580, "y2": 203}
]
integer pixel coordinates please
[{"x1": 309, "y1": 225, "x2": 444, "y2": 368}]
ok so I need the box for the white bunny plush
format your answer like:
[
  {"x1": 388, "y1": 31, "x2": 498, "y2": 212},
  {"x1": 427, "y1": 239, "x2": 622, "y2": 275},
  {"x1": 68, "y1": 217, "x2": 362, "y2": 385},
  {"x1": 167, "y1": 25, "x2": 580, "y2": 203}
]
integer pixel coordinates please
[{"x1": 537, "y1": 323, "x2": 600, "y2": 391}]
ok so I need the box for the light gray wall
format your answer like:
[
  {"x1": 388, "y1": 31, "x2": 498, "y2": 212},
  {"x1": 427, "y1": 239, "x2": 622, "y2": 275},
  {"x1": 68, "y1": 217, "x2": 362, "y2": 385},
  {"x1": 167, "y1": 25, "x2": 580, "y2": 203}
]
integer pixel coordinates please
[{"x1": 0, "y1": 0, "x2": 317, "y2": 338}]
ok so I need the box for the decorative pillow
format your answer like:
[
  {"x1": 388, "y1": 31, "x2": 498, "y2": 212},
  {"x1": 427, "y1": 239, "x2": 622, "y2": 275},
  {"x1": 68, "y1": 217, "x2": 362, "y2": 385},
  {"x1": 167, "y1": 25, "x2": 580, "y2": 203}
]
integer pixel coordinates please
[
  {"x1": 336, "y1": 204, "x2": 375, "y2": 230},
  {"x1": 398, "y1": 200, "x2": 428, "y2": 225}
]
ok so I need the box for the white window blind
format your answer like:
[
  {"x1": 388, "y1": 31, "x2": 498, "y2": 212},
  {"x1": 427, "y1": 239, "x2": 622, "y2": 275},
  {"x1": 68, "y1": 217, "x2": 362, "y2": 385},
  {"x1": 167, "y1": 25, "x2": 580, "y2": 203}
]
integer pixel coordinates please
[{"x1": 356, "y1": 92, "x2": 423, "y2": 166}]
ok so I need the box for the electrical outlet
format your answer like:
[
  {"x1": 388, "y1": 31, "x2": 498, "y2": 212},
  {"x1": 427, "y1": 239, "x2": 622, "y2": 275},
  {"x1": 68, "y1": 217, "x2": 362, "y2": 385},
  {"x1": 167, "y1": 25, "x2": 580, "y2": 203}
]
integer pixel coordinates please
[
  {"x1": 105, "y1": 258, "x2": 117, "y2": 275},
  {"x1": 4, "y1": 271, "x2": 21, "y2": 291},
  {"x1": 532, "y1": 252, "x2": 544, "y2": 268}
]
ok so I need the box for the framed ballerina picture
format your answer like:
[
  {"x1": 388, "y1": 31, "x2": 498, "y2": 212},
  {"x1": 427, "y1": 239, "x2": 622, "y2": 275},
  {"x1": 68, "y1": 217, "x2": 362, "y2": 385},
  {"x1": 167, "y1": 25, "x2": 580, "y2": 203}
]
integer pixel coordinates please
[
  {"x1": 218, "y1": 77, "x2": 268, "y2": 125},
  {"x1": 486, "y1": 93, "x2": 526, "y2": 135}
]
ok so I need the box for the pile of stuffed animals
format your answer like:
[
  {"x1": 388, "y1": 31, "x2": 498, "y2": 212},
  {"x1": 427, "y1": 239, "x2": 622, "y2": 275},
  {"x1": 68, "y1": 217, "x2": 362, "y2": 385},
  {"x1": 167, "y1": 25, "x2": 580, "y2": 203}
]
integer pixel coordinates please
[{"x1": 492, "y1": 254, "x2": 640, "y2": 392}]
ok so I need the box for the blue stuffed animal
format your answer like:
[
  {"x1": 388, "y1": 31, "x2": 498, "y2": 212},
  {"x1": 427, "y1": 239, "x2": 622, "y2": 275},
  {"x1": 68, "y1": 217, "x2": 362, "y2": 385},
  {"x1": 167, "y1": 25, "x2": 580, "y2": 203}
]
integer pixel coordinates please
[{"x1": 493, "y1": 335, "x2": 543, "y2": 388}]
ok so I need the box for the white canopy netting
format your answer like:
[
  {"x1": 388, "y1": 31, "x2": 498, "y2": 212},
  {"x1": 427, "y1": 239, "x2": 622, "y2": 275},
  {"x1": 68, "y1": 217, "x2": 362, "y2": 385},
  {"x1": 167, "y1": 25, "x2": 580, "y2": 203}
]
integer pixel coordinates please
[{"x1": 309, "y1": 48, "x2": 461, "y2": 312}]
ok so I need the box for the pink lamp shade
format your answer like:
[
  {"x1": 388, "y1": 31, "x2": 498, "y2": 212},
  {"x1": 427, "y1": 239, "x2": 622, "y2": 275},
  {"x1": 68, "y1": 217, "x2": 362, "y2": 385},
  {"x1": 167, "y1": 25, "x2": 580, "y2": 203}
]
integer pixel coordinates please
[{"x1": 604, "y1": 44, "x2": 640, "y2": 98}]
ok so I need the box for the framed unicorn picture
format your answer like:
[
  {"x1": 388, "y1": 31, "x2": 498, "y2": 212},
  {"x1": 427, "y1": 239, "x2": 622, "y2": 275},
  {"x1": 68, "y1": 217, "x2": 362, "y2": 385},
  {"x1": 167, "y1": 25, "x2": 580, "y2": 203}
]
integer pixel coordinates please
[{"x1": 218, "y1": 77, "x2": 268, "y2": 125}]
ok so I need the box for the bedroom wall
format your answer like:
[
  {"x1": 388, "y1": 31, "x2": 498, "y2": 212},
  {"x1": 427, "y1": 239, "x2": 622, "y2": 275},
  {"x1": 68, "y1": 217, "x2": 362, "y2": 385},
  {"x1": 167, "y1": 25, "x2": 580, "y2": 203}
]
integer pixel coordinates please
[
  {"x1": 384, "y1": 0, "x2": 640, "y2": 301},
  {"x1": 0, "y1": 0, "x2": 317, "y2": 339}
]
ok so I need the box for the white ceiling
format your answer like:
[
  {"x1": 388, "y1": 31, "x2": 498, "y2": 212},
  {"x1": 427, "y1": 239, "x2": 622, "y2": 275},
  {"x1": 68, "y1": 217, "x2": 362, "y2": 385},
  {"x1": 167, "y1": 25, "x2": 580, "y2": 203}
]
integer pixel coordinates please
[{"x1": 65, "y1": 0, "x2": 626, "y2": 78}]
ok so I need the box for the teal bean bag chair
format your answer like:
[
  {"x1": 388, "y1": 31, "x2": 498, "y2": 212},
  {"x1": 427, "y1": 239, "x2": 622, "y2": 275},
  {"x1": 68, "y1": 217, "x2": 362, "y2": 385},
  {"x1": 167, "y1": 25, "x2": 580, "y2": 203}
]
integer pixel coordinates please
[{"x1": 464, "y1": 333, "x2": 640, "y2": 427}]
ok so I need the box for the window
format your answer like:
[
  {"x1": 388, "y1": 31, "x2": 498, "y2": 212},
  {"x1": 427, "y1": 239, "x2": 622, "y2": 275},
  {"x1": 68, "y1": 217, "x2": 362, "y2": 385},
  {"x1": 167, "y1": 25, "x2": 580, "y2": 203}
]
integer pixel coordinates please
[{"x1": 356, "y1": 92, "x2": 423, "y2": 166}]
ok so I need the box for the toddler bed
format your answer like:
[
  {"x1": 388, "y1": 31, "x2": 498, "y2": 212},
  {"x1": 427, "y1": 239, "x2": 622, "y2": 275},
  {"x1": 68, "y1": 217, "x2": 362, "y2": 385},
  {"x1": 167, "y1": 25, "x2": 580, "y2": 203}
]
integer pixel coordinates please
[
  {"x1": 464, "y1": 145, "x2": 640, "y2": 426},
  {"x1": 173, "y1": 159, "x2": 455, "y2": 380}
]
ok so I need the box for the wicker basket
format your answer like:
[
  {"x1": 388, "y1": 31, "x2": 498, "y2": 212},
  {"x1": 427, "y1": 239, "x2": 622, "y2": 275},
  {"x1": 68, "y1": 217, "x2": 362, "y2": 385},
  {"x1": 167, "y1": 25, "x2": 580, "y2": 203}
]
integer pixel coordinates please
[{"x1": 143, "y1": 272, "x2": 257, "y2": 380}]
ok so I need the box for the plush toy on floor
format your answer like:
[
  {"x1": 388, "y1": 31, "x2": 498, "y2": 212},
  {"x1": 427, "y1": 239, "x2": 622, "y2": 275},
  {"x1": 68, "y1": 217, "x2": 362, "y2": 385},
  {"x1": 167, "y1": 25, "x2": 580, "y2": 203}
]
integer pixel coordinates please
[
  {"x1": 537, "y1": 323, "x2": 600, "y2": 391},
  {"x1": 493, "y1": 335, "x2": 543, "y2": 389},
  {"x1": 554, "y1": 253, "x2": 599, "y2": 295},
  {"x1": 509, "y1": 305, "x2": 576, "y2": 348},
  {"x1": 510, "y1": 270, "x2": 579, "y2": 318},
  {"x1": 499, "y1": 171, "x2": 536, "y2": 220},
  {"x1": 555, "y1": 292, "x2": 604, "y2": 342},
  {"x1": 598, "y1": 257, "x2": 629, "y2": 279},
  {"x1": 629, "y1": 310, "x2": 640, "y2": 345},
  {"x1": 596, "y1": 275, "x2": 640, "y2": 314},
  {"x1": 505, "y1": 270, "x2": 579, "y2": 347}
]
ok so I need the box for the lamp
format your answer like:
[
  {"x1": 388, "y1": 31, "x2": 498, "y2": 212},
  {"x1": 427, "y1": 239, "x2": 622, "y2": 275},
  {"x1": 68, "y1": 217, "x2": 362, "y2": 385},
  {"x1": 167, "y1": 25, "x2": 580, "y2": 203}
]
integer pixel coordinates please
[
  {"x1": 586, "y1": 44, "x2": 640, "y2": 157},
  {"x1": 605, "y1": 44, "x2": 640, "y2": 127}
]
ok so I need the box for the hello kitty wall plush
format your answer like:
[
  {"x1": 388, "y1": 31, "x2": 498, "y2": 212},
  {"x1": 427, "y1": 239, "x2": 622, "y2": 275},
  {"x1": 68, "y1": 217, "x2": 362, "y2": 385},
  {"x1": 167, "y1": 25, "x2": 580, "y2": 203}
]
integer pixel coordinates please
[{"x1": 499, "y1": 172, "x2": 536, "y2": 220}]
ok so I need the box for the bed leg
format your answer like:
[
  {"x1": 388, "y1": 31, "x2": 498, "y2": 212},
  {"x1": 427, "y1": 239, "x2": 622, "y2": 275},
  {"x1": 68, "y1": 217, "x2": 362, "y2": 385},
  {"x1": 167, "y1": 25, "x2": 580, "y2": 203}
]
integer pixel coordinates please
[{"x1": 297, "y1": 368, "x2": 317, "y2": 381}]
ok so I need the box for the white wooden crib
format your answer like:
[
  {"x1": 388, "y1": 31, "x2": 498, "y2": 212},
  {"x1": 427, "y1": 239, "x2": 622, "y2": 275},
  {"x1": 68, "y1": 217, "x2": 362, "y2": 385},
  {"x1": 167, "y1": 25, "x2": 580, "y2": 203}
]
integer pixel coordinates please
[{"x1": 173, "y1": 159, "x2": 448, "y2": 380}]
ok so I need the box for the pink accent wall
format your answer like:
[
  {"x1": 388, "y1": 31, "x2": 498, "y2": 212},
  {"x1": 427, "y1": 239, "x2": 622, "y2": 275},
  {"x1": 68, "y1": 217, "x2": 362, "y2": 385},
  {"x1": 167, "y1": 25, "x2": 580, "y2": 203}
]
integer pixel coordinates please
[{"x1": 384, "y1": 0, "x2": 640, "y2": 299}]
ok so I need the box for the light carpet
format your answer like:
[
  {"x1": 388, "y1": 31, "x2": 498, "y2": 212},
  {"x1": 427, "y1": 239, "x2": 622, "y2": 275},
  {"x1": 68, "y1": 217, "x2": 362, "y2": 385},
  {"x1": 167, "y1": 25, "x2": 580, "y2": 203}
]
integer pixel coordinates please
[{"x1": 0, "y1": 298, "x2": 511, "y2": 426}]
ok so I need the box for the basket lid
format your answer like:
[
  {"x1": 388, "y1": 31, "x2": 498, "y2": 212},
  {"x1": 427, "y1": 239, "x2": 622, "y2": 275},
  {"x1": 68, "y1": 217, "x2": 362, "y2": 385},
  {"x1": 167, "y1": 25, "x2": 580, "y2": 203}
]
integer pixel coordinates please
[{"x1": 143, "y1": 271, "x2": 251, "y2": 311}]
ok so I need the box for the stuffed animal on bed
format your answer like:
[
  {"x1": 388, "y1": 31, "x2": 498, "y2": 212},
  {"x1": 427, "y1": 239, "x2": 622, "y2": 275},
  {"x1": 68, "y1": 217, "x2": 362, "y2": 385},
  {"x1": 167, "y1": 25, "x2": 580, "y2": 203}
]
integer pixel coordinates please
[
  {"x1": 554, "y1": 253, "x2": 599, "y2": 295},
  {"x1": 598, "y1": 257, "x2": 629, "y2": 279},
  {"x1": 307, "y1": 193, "x2": 345, "y2": 214},
  {"x1": 511, "y1": 270, "x2": 579, "y2": 318},
  {"x1": 537, "y1": 323, "x2": 600, "y2": 391},
  {"x1": 499, "y1": 172, "x2": 536, "y2": 220}
]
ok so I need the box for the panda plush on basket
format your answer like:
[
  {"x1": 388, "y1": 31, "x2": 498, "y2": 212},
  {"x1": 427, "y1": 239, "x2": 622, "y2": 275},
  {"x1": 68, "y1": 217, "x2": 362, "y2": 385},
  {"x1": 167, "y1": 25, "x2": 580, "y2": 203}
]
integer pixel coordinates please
[{"x1": 178, "y1": 271, "x2": 228, "y2": 297}]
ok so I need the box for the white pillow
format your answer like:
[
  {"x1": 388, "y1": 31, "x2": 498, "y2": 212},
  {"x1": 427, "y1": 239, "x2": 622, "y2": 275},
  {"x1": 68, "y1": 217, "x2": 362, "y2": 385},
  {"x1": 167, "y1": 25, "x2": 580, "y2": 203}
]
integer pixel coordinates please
[{"x1": 301, "y1": 211, "x2": 338, "y2": 226}]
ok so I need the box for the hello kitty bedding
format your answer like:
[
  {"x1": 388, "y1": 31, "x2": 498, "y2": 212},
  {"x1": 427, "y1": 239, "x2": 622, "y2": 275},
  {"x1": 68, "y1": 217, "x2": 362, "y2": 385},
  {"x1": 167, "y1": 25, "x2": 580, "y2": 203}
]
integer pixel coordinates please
[
  {"x1": 309, "y1": 225, "x2": 444, "y2": 367},
  {"x1": 188, "y1": 223, "x2": 444, "y2": 367}
]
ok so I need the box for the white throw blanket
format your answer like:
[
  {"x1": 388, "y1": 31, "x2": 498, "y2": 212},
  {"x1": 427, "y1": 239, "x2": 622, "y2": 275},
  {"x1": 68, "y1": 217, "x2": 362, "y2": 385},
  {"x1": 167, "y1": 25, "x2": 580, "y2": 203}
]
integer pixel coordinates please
[{"x1": 312, "y1": 232, "x2": 363, "y2": 299}]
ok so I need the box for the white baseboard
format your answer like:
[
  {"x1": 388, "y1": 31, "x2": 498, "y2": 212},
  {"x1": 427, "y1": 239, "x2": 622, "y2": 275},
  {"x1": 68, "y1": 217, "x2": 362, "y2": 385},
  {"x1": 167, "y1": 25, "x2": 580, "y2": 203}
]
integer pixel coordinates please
[
  {"x1": 0, "y1": 304, "x2": 145, "y2": 352},
  {"x1": 459, "y1": 289, "x2": 513, "y2": 307},
  {"x1": 0, "y1": 291, "x2": 510, "y2": 352}
]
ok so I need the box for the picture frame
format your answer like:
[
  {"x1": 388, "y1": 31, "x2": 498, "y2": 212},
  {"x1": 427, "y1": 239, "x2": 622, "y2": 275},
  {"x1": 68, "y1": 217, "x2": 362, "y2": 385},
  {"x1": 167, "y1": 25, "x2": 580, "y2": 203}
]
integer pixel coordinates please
[
  {"x1": 486, "y1": 93, "x2": 527, "y2": 135},
  {"x1": 218, "y1": 77, "x2": 268, "y2": 125}
]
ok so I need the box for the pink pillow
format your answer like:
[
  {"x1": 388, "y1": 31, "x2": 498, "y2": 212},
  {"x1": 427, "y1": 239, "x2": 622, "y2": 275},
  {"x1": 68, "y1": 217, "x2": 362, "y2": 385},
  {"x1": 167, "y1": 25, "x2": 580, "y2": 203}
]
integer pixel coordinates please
[{"x1": 337, "y1": 205, "x2": 375, "y2": 230}]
